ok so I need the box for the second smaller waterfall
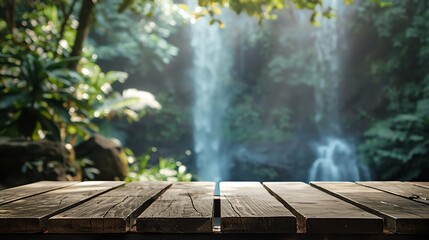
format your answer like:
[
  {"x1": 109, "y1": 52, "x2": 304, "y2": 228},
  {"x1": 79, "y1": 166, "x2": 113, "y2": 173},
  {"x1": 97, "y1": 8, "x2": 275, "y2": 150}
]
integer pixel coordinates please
[
  {"x1": 308, "y1": 0, "x2": 368, "y2": 181},
  {"x1": 309, "y1": 138, "x2": 360, "y2": 180}
]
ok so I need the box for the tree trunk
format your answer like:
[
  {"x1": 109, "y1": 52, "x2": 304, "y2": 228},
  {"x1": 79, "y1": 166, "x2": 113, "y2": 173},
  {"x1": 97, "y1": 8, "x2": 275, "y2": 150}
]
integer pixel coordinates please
[
  {"x1": 69, "y1": 0, "x2": 96, "y2": 69},
  {"x1": 4, "y1": 0, "x2": 16, "y2": 35}
]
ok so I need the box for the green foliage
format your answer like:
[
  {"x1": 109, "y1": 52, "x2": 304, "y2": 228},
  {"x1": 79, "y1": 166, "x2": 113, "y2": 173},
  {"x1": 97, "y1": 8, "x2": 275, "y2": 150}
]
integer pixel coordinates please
[
  {"x1": 0, "y1": 1, "x2": 160, "y2": 143},
  {"x1": 93, "y1": 0, "x2": 187, "y2": 74},
  {"x1": 224, "y1": 95, "x2": 292, "y2": 142},
  {"x1": 126, "y1": 147, "x2": 192, "y2": 182},
  {"x1": 0, "y1": 50, "x2": 153, "y2": 142},
  {"x1": 139, "y1": 91, "x2": 189, "y2": 144},
  {"x1": 256, "y1": 22, "x2": 318, "y2": 86},
  {"x1": 0, "y1": 1, "x2": 75, "y2": 56},
  {"x1": 187, "y1": 0, "x2": 339, "y2": 26},
  {"x1": 0, "y1": 53, "x2": 93, "y2": 141},
  {"x1": 357, "y1": 0, "x2": 429, "y2": 180},
  {"x1": 77, "y1": 158, "x2": 100, "y2": 181},
  {"x1": 361, "y1": 111, "x2": 429, "y2": 180},
  {"x1": 236, "y1": 162, "x2": 280, "y2": 180},
  {"x1": 220, "y1": 11, "x2": 318, "y2": 145}
]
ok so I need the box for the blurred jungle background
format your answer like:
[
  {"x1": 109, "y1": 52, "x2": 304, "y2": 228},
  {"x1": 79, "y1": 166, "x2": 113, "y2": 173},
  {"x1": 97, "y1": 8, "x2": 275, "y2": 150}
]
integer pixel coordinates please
[{"x1": 1, "y1": 0, "x2": 428, "y2": 188}]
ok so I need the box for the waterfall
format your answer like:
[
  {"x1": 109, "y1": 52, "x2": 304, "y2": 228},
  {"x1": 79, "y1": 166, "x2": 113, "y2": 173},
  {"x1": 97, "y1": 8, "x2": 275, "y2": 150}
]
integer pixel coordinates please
[
  {"x1": 309, "y1": 138, "x2": 361, "y2": 180},
  {"x1": 309, "y1": 0, "x2": 368, "y2": 181},
  {"x1": 189, "y1": 7, "x2": 232, "y2": 181}
]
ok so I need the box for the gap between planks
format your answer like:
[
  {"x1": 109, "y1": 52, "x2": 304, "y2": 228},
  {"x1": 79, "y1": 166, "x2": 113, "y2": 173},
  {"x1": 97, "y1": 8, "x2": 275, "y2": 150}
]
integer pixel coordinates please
[
  {"x1": 137, "y1": 182, "x2": 216, "y2": 233},
  {"x1": 48, "y1": 181, "x2": 172, "y2": 233},
  {"x1": 264, "y1": 182, "x2": 383, "y2": 234},
  {"x1": 0, "y1": 181, "x2": 124, "y2": 233},
  {"x1": 311, "y1": 181, "x2": 429, "y2": 234},
  {"x1": 220, "y1": 182, "x2": 296, "y2": 233},
  {"x1": 0, "y1": 181, "x2": 79, "y2": 206},
  {"x1": 356, "y1": 181, "x2": 429, "y2": 205}
]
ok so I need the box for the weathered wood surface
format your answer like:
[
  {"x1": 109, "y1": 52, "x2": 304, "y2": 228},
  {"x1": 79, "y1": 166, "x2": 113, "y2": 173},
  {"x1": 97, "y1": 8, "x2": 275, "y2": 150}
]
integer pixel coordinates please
[
  {"x1": 1, "y1": 180, "x2": 429, "y2": 236},
  {"x1": 220, "y1": 182, "x2": 296, "y2": 233},
  {"x1": 136, "y1": 182, "x2": 215, "y2": 233},
  {"x1": 48, "y1": 181, "x2": 171, "y2": 233},
  {"x1": 2, "y1": 232, "x2": 429, "y2": 240},
  {"x1": 264, "y1": 182, "x2": 383, "y2": 233},
  {"x1": 409, "y1": 182, "x2": 429, "y2": 189},
  {"x1": 0, "y1": 181, "x2": 78, "y2": 206},
  {"x1": 357, "y1": 181, "x2": 429, "y2": 205},
  {"x1": 311, "y1": 182, "x2": 429, "y2": 234},
  {"x1": 0, "y1": 181, "x2": 124, "y2": 233}
]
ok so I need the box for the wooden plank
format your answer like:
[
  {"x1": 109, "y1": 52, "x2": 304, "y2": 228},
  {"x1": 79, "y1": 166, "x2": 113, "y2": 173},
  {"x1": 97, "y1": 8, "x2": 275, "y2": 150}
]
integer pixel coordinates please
[
  {"x1": 220, "y1": 182, "x2": 296, "y2": 233},
  {"x1": 3, "y1": 233, "x2": 429, "y2": 240},
  {"x1": 0, "y1": 181, "x2": 124, "y2": 233},
  {"x1": 264, "y1": 182, "x2": 383, "y2": 233},
  {"x1": 0, "y1": 181, "x2": 78, "y2": 206},
  {"x1": 136, "y1": 182, "x2": 215, "y2": 233},
  {"x1": 48, "y1": 181, "x2": 171, "y2": 233},
  {"x1": 357, "y1": 181, "x2": 429, "y2": 205},
  {"x1": 311, "y1": 182, "x2": 429, "y2": 234},
  {"x1": 408, "y1": 182, "x2": 429, "y2": 189}
]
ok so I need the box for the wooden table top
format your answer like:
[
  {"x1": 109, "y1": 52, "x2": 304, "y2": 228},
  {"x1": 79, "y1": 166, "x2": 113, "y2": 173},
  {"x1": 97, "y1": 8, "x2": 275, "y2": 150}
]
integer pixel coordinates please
[{"x1": 0, "y1": 181, "x2": 428, "y2": 239}]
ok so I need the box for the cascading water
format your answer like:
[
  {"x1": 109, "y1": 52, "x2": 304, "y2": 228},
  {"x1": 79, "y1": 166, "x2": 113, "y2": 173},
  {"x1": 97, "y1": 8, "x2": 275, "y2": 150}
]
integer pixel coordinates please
[
  {"x1": 189, "y1": 6, "x2": 232, "y2": 181},
  {"x1": 309, "y1": 138, "x2": 361, "y2": 180},
  {"x1": 309, "y1": 0, "x2": 368, "y2": 181}
]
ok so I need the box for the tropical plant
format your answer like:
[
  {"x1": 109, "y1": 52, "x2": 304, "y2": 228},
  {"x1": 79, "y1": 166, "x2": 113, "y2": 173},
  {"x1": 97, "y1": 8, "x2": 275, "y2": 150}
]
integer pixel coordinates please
[
  {"x1": 361, "y1": 110, "x2": 429, "y2": 180},
  {"x1": 0, "y1": 1, "x2": 162, "y2": 144},
  {"x1": 126, "y1": 147, "x2": 192, "y2": 182},
  {"x1": 0, "y1": 53, "x2": 92, "y2": 141},
  {"x1": 0, "y1": 1, "x2": 165, "y2": 183},
  {"x1": 0, "y1": 51, "x2": 160, "y2": 144}
]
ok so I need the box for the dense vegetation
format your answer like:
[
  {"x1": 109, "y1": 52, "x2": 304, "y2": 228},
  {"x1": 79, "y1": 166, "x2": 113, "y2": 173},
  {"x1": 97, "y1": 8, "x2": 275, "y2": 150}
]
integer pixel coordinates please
[
  {"x1": 356, "y1": 0, "x2": 429, "y2": 180},
  {"x1": 0, "y1": 0, "x2": 428, "y2": 183}
]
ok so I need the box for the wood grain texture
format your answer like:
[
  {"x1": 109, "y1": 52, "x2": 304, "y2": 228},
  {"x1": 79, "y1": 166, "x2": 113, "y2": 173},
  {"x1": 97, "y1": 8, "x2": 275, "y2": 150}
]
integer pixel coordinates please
[
  {"x1": 137, "y1": 182, "x2": 215, "y2": 233},
  {"x1": 357, "y1": 181, "x2": 429, "y2": 205},
  {"x1": 48, "y1": 181, "x2": 171, "y2": 233},
  {"x1": 0, "y1": 181, "x2": 78, "y2": 206},
  {"x1": 311, "y1": 182, "x2": 429, "y2": 234},
  {"x1": 0, "y1": 181, "x2": 124, "y2": 233},
  {"x1": 409, "y1": 182, "x2": 429, "y2": 189},
  {"x1": 264, "y1": 182, "x2": 382, "y2": 234},
  {"x1": 220, "y1": 182, "x2": 296, "y2": 233}
]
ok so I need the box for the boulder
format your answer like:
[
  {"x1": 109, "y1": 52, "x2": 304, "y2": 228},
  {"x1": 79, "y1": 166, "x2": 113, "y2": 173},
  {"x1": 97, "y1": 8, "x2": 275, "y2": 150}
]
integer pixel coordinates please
[
  {"x1": 75, "y1": 135, "x2": 129, "y2": 180},
  {"x1": 0, "y1": 138, "x2": 77, "y2": 189}
]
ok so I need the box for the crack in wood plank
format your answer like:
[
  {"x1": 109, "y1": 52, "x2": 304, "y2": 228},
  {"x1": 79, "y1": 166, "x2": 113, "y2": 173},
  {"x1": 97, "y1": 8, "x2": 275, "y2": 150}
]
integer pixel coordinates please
[
  {"x1": 102, "y1": 196, "x2": 129, "y2": 219},
  {"x1": 137, "y1": 182, "x2": 215, "y2": 233},
  {"x1": 57, "y1": 196, "x2": 68, "y2": 206},
  {"x1": 157, "y1": 199, "x2": 175, "y2": 217},
  {"x1": 223, "y1": 194, "x2": 245, "y2": 231},
  {"x1": 187, "y1": 192, "x2": 203, "y2": 217},
  {"x1": 224, "y1": 195, "x2": 241, "y2": 218}
]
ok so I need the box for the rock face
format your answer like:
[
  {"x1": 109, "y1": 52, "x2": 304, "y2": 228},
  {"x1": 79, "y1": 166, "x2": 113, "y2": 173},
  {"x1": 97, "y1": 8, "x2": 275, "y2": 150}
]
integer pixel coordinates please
[
  {"x1": 75, "y1": 134, "x2": 129, "y2": 180},
  {"x1": 0, "y1": 138, "x2": 75, "y2": 189}
]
